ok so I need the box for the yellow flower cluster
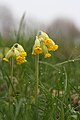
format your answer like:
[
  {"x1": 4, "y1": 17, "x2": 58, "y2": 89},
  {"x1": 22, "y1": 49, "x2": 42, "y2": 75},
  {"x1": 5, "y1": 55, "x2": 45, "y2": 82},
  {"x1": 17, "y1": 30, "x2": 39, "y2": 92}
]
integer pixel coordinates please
[
  {"x1": 3, "y1": 43, "x2": 27, "y2": 64},
  {"x1": 32, "y1": 31, "x2": 58, "y2": 58},
  {"x1": 16, "y1": 52, "x2": 27, "y2": 64}
]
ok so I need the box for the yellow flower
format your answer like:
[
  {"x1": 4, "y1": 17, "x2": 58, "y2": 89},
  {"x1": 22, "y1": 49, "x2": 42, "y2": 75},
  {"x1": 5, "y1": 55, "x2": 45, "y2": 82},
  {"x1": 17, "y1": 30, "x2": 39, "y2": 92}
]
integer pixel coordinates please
[
  {"x1": 34, "y1": 47, "x2": 42, "y2": 54},
  {"x1": 3, "y1": 43, "x2": 27, "y2": 64},
  {"x1": 44, "y1": 53, "x2": 51, "y2": 58},
  {"x1": 16, "y1": 56, "x2": 27, "y2": 64},
  {"x1": 44, "y1": 39, "x2": 53, "y2": 46},
  {"x1": 32, "y1": 37, "x2": 43, "y2": 55},
  {"x1": 20, "y1": 52, "x2": 27, "y2": 57},
  {"x1": 32, "y1": 31, "x2": 58, "y2": 57},
  {"x1": 48, "y1": 45, "x2": 58, "y2": 51},
  {"x1": 3, "y1": 57, "x2": 9, "y2": 62}
]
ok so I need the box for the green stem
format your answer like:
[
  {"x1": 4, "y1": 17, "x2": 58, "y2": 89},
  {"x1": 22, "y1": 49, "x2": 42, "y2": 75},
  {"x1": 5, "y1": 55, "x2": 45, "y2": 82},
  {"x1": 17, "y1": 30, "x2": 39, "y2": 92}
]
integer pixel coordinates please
[
  {"x1": 8, "y1": 58, "x2": 14, "y2": 108},
  {"x1": 9, "y1": 58, "x2": 14, "y2": 95},
  {"x1": 35, "y1": 54, "x2": 39, "y2": 97},
  {"x1": 11, "y1": 58, "x2": 14, "y2": 84}
]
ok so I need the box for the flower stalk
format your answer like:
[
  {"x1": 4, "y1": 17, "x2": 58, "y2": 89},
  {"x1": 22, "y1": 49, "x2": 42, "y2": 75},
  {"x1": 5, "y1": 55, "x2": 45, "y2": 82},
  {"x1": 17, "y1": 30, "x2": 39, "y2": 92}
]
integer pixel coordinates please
[
  {"x1": 9, "y1": 57, "x2": 14, "y2": 96},
  {"x1": 35, "y1": 54, "x2": 39, "y2": 97},
  {"x1": 11, "y1": 57, "x2": 14, "y2": 84}
]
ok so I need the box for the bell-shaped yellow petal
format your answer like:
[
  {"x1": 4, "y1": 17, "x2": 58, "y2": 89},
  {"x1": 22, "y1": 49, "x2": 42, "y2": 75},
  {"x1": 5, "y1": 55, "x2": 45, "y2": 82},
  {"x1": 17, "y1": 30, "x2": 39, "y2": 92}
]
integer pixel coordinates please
[
  {"x1": 20, "y1": 52, "x2": 27, "y2": 57},
  {"x1": 44, "y1": 38, "x2": 54, "y2": 46},
  {"x1": 48, "y1": 45, "x2": 58, "y2": 51},
  {"x1": 44, "y1": 53, "x2": 51, "y2": 58},
  {"x1": 34, "y1": 47, "x2": 42, "y2": 54},
  {"x1": 3, "y1": 57, "x2": 9, "y2": 62},
  {"x1": 16, "y1": 56, "x2": 27, "y2": 64}
]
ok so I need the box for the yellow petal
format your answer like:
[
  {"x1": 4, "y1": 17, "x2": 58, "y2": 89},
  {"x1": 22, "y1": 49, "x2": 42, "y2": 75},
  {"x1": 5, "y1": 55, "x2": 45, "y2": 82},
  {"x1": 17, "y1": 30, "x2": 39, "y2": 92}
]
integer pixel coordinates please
[
  {"x1": 16, "y1": 56, "x2": 27, "y2": 64},
  {"x1": 20, "y1": 52, "x2": 27, "y2": 57},
  {"x1": 44, "y1": 38, "x2": 53, "y2": 46},
  {"x1": 34, "y1": 47, "x2": 42, "y2": 54},
  {"x1": 44, "y1": 53, "x2": 51, "y2": 58},
  {"x1": 3, "y1": 58, "x2": 9, "y2": 62},
  {"x1": 48, "y1": 45, "x2": 58, "y2": 51}
]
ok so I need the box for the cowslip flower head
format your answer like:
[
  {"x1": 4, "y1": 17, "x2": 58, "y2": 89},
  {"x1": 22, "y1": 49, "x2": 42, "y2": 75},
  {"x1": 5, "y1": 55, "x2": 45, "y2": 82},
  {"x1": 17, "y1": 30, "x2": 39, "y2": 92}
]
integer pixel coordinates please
[
  {"x1": 3, "y1": 43, "x2": 27, "y2": 64},
  {"x1": 32, "y1": 37, "x2": 42, "y2": 55},
  {"x1": 32, "y1": 31, "x2": 58, "y2": 58}
]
